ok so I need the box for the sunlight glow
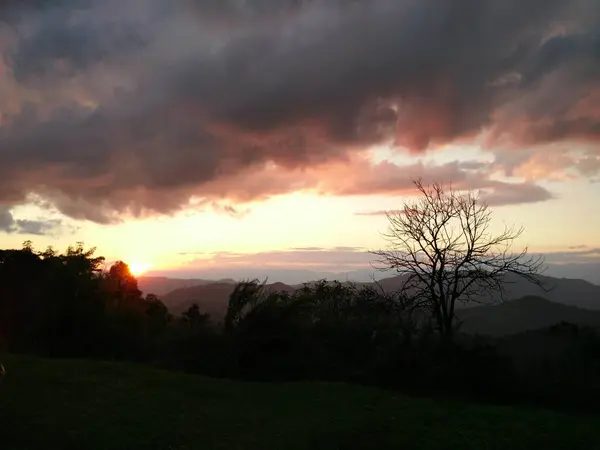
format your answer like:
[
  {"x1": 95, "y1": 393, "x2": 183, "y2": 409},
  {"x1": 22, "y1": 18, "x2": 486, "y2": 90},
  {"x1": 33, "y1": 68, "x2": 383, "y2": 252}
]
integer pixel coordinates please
[{"x1": 128, "y1": 261, "x2": 153, "y2": 276}]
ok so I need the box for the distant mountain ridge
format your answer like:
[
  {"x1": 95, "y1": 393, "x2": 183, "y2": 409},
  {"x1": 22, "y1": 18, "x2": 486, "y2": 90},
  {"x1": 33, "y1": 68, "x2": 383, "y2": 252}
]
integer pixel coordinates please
[
  {"x1": 138, "y1": 276, "x2": 237, "y2": 297},
  {"x1": 544, "y1": 262, "x2": 600, "y2": 286},
  {"x1": 152, "y1": 273, "x2": 600, "y2": 328},
  {"x1": 161, "y1": 281, "x2": 296, "y2": 319},
  {"x1": 372, "y1": 273, "x2": 600, "y2": 310},
  {"x1": 141, "y1": 268, "x2": 388, "y2": 288},
  {"x1": 459, "y1": 296, "x2": 600, "y2": 336},
  {"x1": 143, "y1": 262, "x2": 600, "y2": 288}
]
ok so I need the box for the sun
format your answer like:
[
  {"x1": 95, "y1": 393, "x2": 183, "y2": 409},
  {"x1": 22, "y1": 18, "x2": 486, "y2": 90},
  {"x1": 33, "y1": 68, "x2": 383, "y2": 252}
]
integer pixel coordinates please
[{"x1": 128, "y1": 261, "x2": 153, "y2": 276}]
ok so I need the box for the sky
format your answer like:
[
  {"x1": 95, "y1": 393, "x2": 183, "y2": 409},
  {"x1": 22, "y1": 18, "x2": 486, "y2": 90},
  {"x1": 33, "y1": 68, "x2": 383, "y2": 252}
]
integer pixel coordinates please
[{"x1": 0, "y1": 0, "x2": 599, "y2": 281}]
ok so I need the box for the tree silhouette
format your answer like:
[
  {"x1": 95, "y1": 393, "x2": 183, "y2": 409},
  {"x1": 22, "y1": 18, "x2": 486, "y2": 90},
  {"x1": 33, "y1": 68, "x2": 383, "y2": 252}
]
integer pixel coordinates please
[
  {"x1": 145, "y1": 294, "x2": 172, "y2": 333},
  {"x1": 224, "y1": 279, "x2": 268, "y2": 331},
  {"x1": 371, "y1": 180, "x2": 546, "y2": 338},
  {"x1": 182, "y1": 303, "x2": 209, "y2": 329},
  {"x1": 105, "y1": 261, "x2": 142, "y2": 307}
]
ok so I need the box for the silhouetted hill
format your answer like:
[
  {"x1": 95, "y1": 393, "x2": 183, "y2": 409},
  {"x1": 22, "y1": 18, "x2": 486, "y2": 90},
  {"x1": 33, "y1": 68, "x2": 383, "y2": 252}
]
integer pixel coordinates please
[
  {"x1": 138, "y1": 276, "x2": 236, "y2": 296},
  {"x1": 155, "y1": 272, "x2": 600, "y2": 324},
  {"x1": 459, "y1": 296, "x2": 600, "y2": 336},
  {"x1": 161, "y1": 282, "x2": 237, "y2": 317},
  {"x1": 494, "y1": 274, "x2": 600, "y2": 310},
  {"x1": 372, "y1": 273, "x2": 600, "y2": 310},
  {"x1": 162, "y1": 281, "x2": 294, "y2": 319},
  {"x1": 546, "y1": 262, "x2": 600, "y2": 286}
]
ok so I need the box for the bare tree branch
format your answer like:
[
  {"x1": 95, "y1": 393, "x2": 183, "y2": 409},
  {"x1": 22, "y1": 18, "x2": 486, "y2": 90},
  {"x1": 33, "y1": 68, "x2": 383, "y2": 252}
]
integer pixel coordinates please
[{"x1": 370, "y1": 179, "x2": 547, "y2": 338}]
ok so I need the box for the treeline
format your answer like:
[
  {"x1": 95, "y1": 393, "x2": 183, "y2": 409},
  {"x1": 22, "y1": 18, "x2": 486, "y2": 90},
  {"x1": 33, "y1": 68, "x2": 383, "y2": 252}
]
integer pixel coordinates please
[
  {"x1": 1, "y1": 243, "x2": 600, "y2": 412},
  {"x1": 0, "y1": 243, "x2": 169, "y2": 360}
]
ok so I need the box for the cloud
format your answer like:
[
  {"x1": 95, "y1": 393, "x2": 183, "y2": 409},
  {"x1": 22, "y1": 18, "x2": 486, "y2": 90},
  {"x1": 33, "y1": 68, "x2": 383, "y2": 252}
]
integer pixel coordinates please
[
  {"x1": 179, "y1": 246, "x2": 600, "y2": 275},
  {"x1": 576, "y1": 154, "x2": 600, "y2": 176},
  {"x1": 0, "y1": 207, "x2": 15, "y2": 232},
  {"x1": 180, "y1": 246, "x2": 375, "y2": 272},
  {"x1": 354, "y1": 210, "x2": 392, "y2": 217},
  {"x1": 198, "y1": 155, "x2": 554, "y2": 206},
  {"x1": 353, "y1": 173, "x2": 554, "y2": 215},
  {"x1": 541, "y1": 247, "x2": 600, "y2": 263},
  {"x1": 0, "y1": 0, "x2": 598, "y2": 221},
  {"x1": 0, "y1": 206, "x2": 69, "y2": 236},
  {"x1": 490, "y1": 145, "x2": 600, "y2": 181},
  {"x1": 209, "y1": 202, "x2": 250, "y2": 219},
  {"x1": 13, "y1": 218, "x2": 66, "y2": 236},
  {"x1": 162, "y1": 246, "x2": 600, "y2": 285},
  {"x1": 482, "y1": 181, "x2": 554, "y2": 206}
]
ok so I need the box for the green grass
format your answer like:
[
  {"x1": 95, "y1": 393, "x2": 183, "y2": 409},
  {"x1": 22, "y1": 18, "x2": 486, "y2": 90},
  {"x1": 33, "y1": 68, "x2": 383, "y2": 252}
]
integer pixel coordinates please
[{"x1": 1, "y1": 355, "x2": 599, "y2": 449}]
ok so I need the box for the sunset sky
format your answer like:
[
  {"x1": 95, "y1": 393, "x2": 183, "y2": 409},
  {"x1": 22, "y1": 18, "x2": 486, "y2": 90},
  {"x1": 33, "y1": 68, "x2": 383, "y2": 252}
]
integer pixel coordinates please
[{"x1": 0, "y1": 0, "x2": 599, "y2": 280}]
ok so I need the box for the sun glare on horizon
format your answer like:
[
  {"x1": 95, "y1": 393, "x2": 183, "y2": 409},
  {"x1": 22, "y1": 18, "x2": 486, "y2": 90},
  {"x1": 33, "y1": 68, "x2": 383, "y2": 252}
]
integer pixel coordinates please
[{"x1": 128, "y1": 261, "x2": 153, "y2": 276}]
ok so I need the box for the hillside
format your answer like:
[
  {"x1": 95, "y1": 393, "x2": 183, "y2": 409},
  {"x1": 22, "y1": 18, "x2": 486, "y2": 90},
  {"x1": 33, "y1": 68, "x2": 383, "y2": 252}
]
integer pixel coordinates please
[
  {"x1": 545, "y1": 262, "x2": 600, "y2": 286},
  {"x1": 137, "y1": 276, "x2": 217, "y2": 296},
  {"x1": 373, "y1": 273, "x2": 600, "y2": 310},
  {"x1": 154, "y1": 273, "x2": 600, "y2": 322},
  {"x1": 497, "y1": 274, "x2": 600, "y2": 310},
  {"x1": 459, "y1": 296, "x2": 600, "y2": 337},
  {"x1": 2, "y1": 355, "x2": 600, "y2": 450},
  {"x1": 162, "y1": 281, "x2": 295, "y2": 317}
]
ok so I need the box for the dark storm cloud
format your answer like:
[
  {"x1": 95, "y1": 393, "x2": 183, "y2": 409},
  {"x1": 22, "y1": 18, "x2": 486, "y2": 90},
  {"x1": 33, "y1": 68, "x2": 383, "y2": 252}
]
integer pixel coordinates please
[
  {"x1": 520, "y1": 32, "x2": 600, "y2": 88},
  {"x1": 0, "y1": 0, "x2": 598, "y2": 222},
  {"x1": 10, "y1": 19, "x2": 148, "y2": 81},
  {"x1": 176, "y1": 0, "x2": 600, "y2": 148}
]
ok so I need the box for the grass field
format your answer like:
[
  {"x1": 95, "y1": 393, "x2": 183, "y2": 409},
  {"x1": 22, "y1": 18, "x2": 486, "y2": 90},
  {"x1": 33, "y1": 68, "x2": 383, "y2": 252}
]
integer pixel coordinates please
[{"x1": 1, "y1": 355, "x2": 599, "y2": 449}]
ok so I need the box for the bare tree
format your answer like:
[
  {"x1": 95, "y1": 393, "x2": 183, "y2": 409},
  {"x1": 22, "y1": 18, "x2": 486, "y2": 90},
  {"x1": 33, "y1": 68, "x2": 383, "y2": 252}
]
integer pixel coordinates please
[{"x1": 371, "y1": 180, "x2": 546, "y2": 338}]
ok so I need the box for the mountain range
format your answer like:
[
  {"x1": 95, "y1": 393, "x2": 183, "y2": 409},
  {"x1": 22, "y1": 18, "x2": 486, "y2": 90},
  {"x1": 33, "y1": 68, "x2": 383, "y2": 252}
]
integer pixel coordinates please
[
  {"x1": 144, "y1": 261, "x2": 600, "y2": 287},
  {"x1": 139, "y1": 273, "x2": 600, "y2": 335},
  {"x1": 138, "y1": 277, "x2": 237, "y2": 297},
  {"x1": 458, "y1": 296, "x2": 600, "y2": 336}
]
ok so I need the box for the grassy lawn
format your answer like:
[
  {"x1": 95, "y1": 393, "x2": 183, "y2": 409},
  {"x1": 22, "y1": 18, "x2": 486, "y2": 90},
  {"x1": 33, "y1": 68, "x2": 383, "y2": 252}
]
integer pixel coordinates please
[{"x1": 1, "y1": 355, "x2": 599, "y2": 449}]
